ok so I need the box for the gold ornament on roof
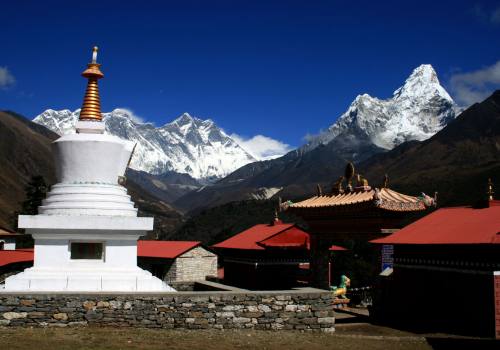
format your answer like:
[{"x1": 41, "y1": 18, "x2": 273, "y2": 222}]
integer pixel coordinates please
[
  {"x1": 79, "y1": 46, "x2": 104, "y2": 121},
  {"x1": 332, "y1": 176, "x2": 345, "y2": 195},
  {"x1": 345, "y1": 162, "x2": 355, "y2": 192}
]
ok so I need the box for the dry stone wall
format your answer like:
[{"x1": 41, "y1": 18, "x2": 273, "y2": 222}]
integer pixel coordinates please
[{"x1": 0, "y1": 291, "x2": 335, "y2": 331}]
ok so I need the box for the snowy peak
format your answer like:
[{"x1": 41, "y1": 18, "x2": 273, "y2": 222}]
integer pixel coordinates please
[
  {"x1": 307, "y1": 64, "x2": 458, "y2": 151},
  {"x1": 33, "y1": 109, "x2": 256, "y2": 180},
  {"x1": 393, "y1": 64, "x2": 452, "y2": 101}
]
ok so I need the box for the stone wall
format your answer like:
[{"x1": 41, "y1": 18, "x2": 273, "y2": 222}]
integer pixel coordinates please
[
  {"x1": 165, "y1": 246, "x2": 217, "y2": 283},
  {"x1": 0, "y1": 290, "x2": 335, "y2": 331}
]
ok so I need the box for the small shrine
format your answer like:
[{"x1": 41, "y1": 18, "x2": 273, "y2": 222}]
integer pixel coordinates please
[
  {"x1": 3, "y1": 48, "x2": 173, "y2": 291},
  {"x1": 286, "y1": 162, "x2": 432, "y2": 289}
]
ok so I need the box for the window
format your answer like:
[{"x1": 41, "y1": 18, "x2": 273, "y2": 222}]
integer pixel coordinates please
[
  {"x1": 0, "y1": 241, "x2": 4, "y2": 250},
  {"x1": 70, "y1": 242, "x2": 103, "y2": 260}
]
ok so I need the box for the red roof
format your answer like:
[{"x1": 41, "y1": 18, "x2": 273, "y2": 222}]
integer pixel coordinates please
[
  {"x1": 137, "y1": 240, "x2": 201, "y2": 259},
  {"x1": 372, "y1": 202, "x2": 500, "y2": 245},
  {"x1": 212, "y1": 221, "x2": 347, "y2": 251},
  {"x1": 258, "y1": 227, "x2": 309, "y2": 249},
  {"x1": 0, "y1": 249, "x2": 34, "y2": 267},
  {"x1": 212, "y1": 221, "x2": 295, "y2": 250}
]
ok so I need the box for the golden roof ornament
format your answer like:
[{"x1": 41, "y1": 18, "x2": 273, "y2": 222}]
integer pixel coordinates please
[
  {"x1": 332, "y1": 176, "x2": 345, "y2": 195},
  {"x1": 79, "y1": 46, "x2": 104, "y2": 121},
  {"x1": 345, "y1": 162, "x2": 355, "y2": 192}
]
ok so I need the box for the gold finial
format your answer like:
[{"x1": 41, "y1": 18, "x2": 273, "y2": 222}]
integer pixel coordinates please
[
  {"x1": 361, "y1": 176, "x2": 369, "y2": 187},
  {"x1": 332, "y1": 176, "x2": 344, "y2": 195},
  {"x1": 487, "y1": 178, "x2": 494, "y2": 200},
  {"x1": 345, "y1": 162, "x2": 355, "y2": 192},
  {"x1": 79, "y1": 46, "x2": 104, "y2": 121}
]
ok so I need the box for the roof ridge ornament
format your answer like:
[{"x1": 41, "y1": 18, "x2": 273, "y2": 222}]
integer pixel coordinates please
[
  {"x1": 355, "y1": 174, "x2": 371, "y2": 192},
  {"x1": 331, "y1": 176, "x2": 345, "y2": 195},
  {"x1": 345, "y1": 162, "x2": 355, "y2": 192}
]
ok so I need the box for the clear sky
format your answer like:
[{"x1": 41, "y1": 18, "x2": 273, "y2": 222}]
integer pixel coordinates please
[{"x1": 1, "y1": 0, "x2": 499, "y2": 155}]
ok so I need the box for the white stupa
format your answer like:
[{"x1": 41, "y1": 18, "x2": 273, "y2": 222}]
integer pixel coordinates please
[{"x1": 4, "y1": 47, "x2": 173, "y2": 291}]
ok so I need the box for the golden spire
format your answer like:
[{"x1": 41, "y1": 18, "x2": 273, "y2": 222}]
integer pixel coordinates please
[{"x1": 79, "y1": 46, "x2": 104, "y2": 121}]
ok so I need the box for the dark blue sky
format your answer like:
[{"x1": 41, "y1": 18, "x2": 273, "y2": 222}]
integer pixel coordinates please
[{"x1": 1, "y1": 0, "x2": 499, "y2": 149}]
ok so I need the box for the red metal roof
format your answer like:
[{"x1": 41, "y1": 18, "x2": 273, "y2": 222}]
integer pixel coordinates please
[
  {"x1": 258, "y1": 227, "x2": 309, "y2": 249},
  {"x1": 212, "y1": 221, "x2": 347, "y2": 251},
  {"x1": 0, "y1": 249, "x2": 34, "y2": 267},
  {"x1": 137, "y1": 240, "x2": 201, "y2": 259},
  {"x1": 372, "y1": 202, "x2": 500, "y2": 245},
  {"x1": 259, "y1": 230, "x2": 347, "y2": 251},
  {"x1": 212, "y1": 222, "x2": 295, "y2": 250}
]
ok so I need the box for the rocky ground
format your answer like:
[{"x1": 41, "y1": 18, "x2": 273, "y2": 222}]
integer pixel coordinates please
[
  {"x1": 0, "y1": 327, "x2": 431, "y2": 350},
  {"x1": 0, "y1": 320, "x2": 498, "y2": 350}
]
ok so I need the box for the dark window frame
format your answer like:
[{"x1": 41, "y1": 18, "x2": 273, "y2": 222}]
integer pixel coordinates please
[{"x1": 70, "y1": 241, "x2": 105, "y2": 260}]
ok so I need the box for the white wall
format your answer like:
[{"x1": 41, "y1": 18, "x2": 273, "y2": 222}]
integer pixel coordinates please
[{"x1": 0, "y1": 238, "x2": 16, "y2": 250}]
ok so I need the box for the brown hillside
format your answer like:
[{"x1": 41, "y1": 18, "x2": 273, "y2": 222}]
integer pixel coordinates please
[{"x1": 0, "y1": 111, "x2": 57, "y2": 228}]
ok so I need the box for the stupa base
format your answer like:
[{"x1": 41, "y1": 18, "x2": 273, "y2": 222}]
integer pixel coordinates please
[{"x1": 3, "y1": 267, "x2": 174, "y2": 292}]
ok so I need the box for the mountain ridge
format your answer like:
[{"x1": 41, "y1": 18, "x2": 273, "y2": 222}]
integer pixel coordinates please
[
  {"x1": 174, "y1": 64, "x2": 460, "y2": 212},
  {"x1": 33, "y1": 109, "x2": 257, "y2": 181}
]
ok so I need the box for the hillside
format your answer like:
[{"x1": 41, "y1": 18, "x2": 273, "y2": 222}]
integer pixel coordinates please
[
  {"x1": 168, "y1": 199, "x2": 306, "y2": 245},
  {"x1": 0, "y1": 111, "x2": 58, "y2": 228}
]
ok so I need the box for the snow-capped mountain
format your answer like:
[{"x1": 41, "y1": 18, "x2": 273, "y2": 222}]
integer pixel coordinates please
[
  {"x1": 306, "y1": 64, "x2": 459, "y2": 152},
  {"x1": 33, "y1": 109, "x2": 257, "y2": 180},
  {"x1": 175, "y1": 64, "x2": 462, "y2": 212}
]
